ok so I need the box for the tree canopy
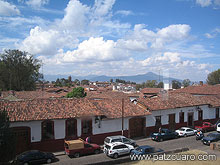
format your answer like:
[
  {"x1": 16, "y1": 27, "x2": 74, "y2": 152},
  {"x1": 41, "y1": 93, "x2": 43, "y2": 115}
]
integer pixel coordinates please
[
  {"x1": 182, "y1": 79, "x2": 191, "y2": 87},
  {"x1": 135, "y1": 80, "x2": 163, "y2": 90},
  {"x1": 172, "y1": 80, "x2": 181, "y2": 89},
  {"x1": 0, "y1": 49, "x2": 42, "y2": 91},
  {"x1": 0, "y1": 109, "x2": 16, "y2": 162},
  {"x1": 207, "y1": 69, "x2": 220, "y2": 85},
  {"x1": 66, "y1": 87, "x2": 87, "y2": 98}
]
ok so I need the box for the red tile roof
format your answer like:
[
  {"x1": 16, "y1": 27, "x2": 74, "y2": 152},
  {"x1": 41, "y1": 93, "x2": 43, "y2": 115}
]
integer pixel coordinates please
[
  {"x1": 172, "y1": 84, "x2": 220, "y2": 95},
  {"x1": 138, "y1": 92, "x2": 209, "y2": 111},
  {"x1": 0, "y1": 98, "x2": 149, "y2": 122},
  {"x1": 140, "y1": 88, "x2": 161, "y2": 94}
]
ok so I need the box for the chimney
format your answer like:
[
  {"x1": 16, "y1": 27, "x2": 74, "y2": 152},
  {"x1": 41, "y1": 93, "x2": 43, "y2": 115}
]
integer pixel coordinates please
[{"x1": 199, "y1": 81, "x2": 203, "y2": 86}]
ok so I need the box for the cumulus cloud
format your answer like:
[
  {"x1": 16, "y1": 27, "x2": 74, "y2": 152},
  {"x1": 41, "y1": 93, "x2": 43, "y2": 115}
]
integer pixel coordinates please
[
  {"x1": 25, "y1": 0, "x2": 49, "y2": 8},
  {"x1": 196, "y1": 0, "x2": 212, "y2": 7},
  {"x1": 0, "y1": 1, "x2": 20, "y2": 16}
]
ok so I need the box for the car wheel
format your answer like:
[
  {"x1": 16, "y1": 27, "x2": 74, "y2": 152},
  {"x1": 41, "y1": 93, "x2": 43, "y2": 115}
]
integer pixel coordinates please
[
  {"x1": 184, "y1": 134, "x2": 187, "y2": 137},
  {"x1": 113, "y1": 153, "x2": 118, "y2": 159},
  {"x1": 74, "y1": 152, "x2": 80, "y2": 158},
  {"x1": 94, "y1": 149, "x2": 100, "y2": 154},
  {"x1": 160, "y1": 138, "x2": 163, "y2": 142},
  {"x1": 23, "y1": 162, "x2": 29, "y2": 165},
  {"x1": 47, "y1": 158, "x2": 52, "y2": 164}
]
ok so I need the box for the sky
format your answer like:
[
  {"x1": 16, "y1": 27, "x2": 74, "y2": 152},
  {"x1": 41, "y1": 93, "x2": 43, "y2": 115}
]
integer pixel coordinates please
[{"x1": 0, "y1": 0, "x2": 220, "y2": 81}]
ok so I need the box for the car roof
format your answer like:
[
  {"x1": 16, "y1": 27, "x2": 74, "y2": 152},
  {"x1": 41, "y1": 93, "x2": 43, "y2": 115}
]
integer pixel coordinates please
[
  {"x1": 106, "y1": 135, "x2": 126, "y2": 139},
  {"x1": 180, "y1": 127, "x2": 192, "y2": 129},
  {"x1": 138, "y1": 145, "x2": 153, "y2": 149},
  {"x1": 107, "y1": 142, "x2": 125, "y2": 146}
]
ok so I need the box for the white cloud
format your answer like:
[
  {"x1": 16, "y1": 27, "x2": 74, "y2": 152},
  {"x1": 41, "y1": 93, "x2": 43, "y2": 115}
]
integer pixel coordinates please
[
  {"x1": 115, "y1": 10, "x2": 134, "y2": 16},
  {"x1": 196, "y1": 0, "x2": 212, "y2": 7},
  {"x1": 25, "y1": 0, "x2": 49, "y2": 8},
  {"x1": 0, "y1": 1, "x2": 20, "y2": 16},
  {"x1": 205, "y1": 27, "x2": 220, "y2": 38},
  {"x1": 214, "y1": 0, "x2": 220, "y2": 5}
]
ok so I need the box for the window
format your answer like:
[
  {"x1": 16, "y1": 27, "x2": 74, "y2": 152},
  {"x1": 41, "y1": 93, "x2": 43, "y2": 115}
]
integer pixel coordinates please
[
  {"x1": 41, "y1": 120, "x2": 54, "y2": 140},
  {"x1": 122, "y1": 138, "x2": 130, "y2": 143},
  {"x1": 66, "y1": 119, "x2": 77, "y2": 137},
  {"x1": 82, "y1": 119, "x2": 92, "y2": 135},
  {"x1": 155, "y1": 116, "x2": 161, "y2": 127},
  {"x1": 216, "y1": 108, "x2": 219, "y2": 119},
  {"x1": 179, "y1": 112, "x2": 184, "y2": 123},
  {"x1": 112, "y1": 138, "x2": 122, "y2": 143}
]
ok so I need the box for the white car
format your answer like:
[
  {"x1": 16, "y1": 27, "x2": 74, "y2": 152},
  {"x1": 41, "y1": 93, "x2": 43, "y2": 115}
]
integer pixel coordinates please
[
  {"x1": 217, "y1": 123, "x2": 220, "y2": 133},
  {"x1": 175, "y1": 127, "x2": 197, "y2": 137},
  {"x1": 104, "y1": 142, "x2": 134, "y2": 159}
]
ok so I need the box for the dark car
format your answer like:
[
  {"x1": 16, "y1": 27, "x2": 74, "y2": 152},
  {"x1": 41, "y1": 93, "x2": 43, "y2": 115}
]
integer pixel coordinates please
[
  {"x1": 151, "y1": 128, "x2": 178, "y2": 142},
  {"x1": 201, "y1": 132, "x2": 220, "y2": 145},
  {"x1": 130, "y1": 145, "x2": 163, "y2": 156},
  {"x1": 12, "y1": 150, "x2": 56, "y2": 165}
]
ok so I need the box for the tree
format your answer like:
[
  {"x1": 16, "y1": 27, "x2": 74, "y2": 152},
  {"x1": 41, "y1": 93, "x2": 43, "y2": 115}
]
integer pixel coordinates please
[
  {"x1": 145, "y1": 80, "x2": 157, "y2": 88},
  {"x1": 73, "y1": 79, "x2": 80, "y2": 86},
  {"x1": 81, "y1": 79, "x2": 89, "y2": 85},
  {"x1": 0, "y1": 49, "x2": 42, "y2": 91},
  {"x1": 207, "y1": 69, "x2": 220, "y2": 85},
  {"x1": 110, "y1": 79, "x2": 113, "y2": 83},
  {"x1": 66, "y1": 87, "x2": 87, "y2": 98},
  {"x1": 172, "y1": 80, "x2": 181, "y2": 89},
  {"x1": 182, "y1": 79, "x2": 191, "y2": 87},
  {"x1": 157, "y1": 82, "x2": 164, "y2": 88},
  {"x1": 0, "y1": 109, "x2": 16, "y2": 162}
]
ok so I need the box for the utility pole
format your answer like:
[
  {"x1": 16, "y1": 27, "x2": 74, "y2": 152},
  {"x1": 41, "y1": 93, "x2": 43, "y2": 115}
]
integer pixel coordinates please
[{"x1": 122, "y1": 98, "x2": 124, "y2": 136}]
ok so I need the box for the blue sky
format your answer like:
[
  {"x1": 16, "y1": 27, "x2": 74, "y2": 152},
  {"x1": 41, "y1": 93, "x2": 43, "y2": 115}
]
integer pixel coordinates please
[{"x1": 0, "y1": 0, "x2": 220, "y2": 81}]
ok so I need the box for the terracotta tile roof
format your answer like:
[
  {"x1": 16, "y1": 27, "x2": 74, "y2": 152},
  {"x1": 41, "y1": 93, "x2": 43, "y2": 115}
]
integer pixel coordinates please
[
  {"x1": 172, "y1": 84, "x2": 220, "y2": 95},
  {"x1": 86, "y1": 91, "x2": 130, "y2": 99},
  {"x1": 90, "y1": 98, "x2": 151, "y2": 118},
  {"x1": 197, "y1": 94, "x2": 220, "y2": 108},
  {"x1": 0, "y1": 97, "x2": 150, "y2": 122},
  {"x1": 140, "y1": 88, "x2": 161, "y2": 94},
  {"x1": 0, "y1": 88, "x2": 72, "y2": 100},
  {"x1": 138, "y1": 92, "x2": 209, "y2": 111}
]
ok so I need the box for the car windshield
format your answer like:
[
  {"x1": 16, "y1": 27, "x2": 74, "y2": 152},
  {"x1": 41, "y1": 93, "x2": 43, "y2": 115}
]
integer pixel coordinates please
[
  {"x1": 112, "y1": 138, "x2": 122, "y2": 142},
  {"x1": 105, "y1": 145, "x2": 111, "y2": 149},
  {"x1": 207, "y1": 134, "x2": 216, "y2": 138},
  {"x1": 17, "y1": 151, "x2": 31, "y2": 160},
  {"x1": 104, "y1": 138, "x2": 110, "y2": 143},
  {"x1": 136, "y1": 148, "x2": 143, "y2": 152},
  {"x1": 178, "y1": 129, "x2": 185, "y2": 131}
]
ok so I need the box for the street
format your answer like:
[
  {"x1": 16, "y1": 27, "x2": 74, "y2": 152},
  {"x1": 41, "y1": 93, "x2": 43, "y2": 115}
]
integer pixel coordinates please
[{"x1": 51, "y1": 132, "x2": 220, "y2": 165}]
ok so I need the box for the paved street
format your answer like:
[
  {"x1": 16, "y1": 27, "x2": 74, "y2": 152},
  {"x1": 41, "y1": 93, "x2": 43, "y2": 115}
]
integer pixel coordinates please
[{"x1": 51, "y1": 132, "x2": 220, "y2": 165}]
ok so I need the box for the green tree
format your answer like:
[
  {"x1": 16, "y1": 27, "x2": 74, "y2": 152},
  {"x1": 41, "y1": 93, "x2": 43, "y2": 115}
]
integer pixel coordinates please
[
  {"x1": 157, "y1": 82, "x2": 164, "y2": 88},
  {"x1": 145, "y1": 80, "x2": 157, "y2": 88},
  {"x1": 182, "y1": 79, "x2": 191, "y2": 87},
  {"x1": 172, "y1": 80, "x2": 181, "y2": 89},
  {"x1": 0, "y1": 49, "x2": 42, "y2": 91},
  {"x1": 0, "y1": 109, "x2": 16, "y2": 162},
  {"x1": 110, "y1": 79, "x2": 113, "y2": 83},
  {"x1": 207, "y1": 69, "x2": 220, "y2": 85},
  {"x1": 66, "y1": 87, "x2": 87, "y2": 98},
  {"x1": 81, "y1": 79, "x2": 89, "y2": 85},
  {"x1": 73, "y1": 79, "x2": 80, "y2": 86}
]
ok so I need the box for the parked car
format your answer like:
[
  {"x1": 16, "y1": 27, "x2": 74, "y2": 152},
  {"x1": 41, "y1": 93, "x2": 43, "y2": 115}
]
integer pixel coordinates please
[
  {"x1": 104, "y1": 142, "x2": 134, "y2": 159},
  {"x1": 151, "y1": 128, "x2": 178, "y2": 142},
  {"x1": 195, "y1": 122, "x2": 215, "y2": 132},
  {"x1": 130, "y1": 145, "x2": 163, "y2": 156},
  {"x1": 201, "y1": 132, "x2": 220, "y2": 145},
  {"x1": 217, "y1": 123, "x2": 220, "y2": 133},
  {"x1": 104, "y1": 135, "x2": 137, "y2": 147},
  {"x1": 11, "y1": 150, "x2": 56, "y2": 165},
  {"x1": 175, "y1": 127, "x2": 197, "y2": 137},
  {"x1": 64, "y1": 138, "x2": 101, "y2": 158}
]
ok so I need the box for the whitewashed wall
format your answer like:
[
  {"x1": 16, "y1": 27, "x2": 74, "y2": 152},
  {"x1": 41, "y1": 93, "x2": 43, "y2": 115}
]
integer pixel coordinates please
[
  {"x1": 10, "y1": 119, "x2": 67, "y2": 142},
  {"x1": 93, "y1": 117, "x2": 130, "y2": 135},
  {"x1": 145, "y1": 105, "x2": 213, "y2": 127},
  {"x1": 10, "y1": 121, "x2": 41, "y2": 142}
]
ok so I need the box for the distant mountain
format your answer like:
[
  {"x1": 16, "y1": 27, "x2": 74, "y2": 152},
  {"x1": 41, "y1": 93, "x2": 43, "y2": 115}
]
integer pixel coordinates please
[{"x1": 44, "y1": 72, "x2": 181, "y2": 83}]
